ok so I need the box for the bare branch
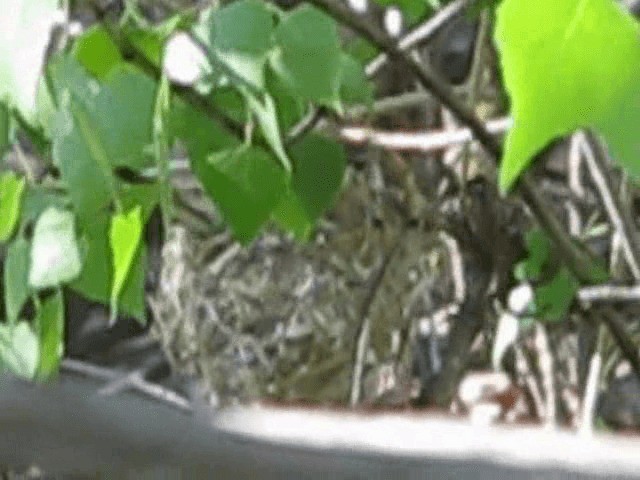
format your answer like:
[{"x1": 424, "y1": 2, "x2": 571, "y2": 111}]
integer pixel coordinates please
[
  {"x1": 581, "y1": 132, "x2": 640, "y2": 280},
  {"x1": 339, "y1": 116, "x2": 511, "y2": 152},
  {"x1": 579, "y1": 284, "x2": 640, "y2": 303}
]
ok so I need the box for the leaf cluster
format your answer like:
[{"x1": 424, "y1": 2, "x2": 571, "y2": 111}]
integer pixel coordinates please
[{"x1": 0, "y1": 0, "x2": 367, "y2": 379}]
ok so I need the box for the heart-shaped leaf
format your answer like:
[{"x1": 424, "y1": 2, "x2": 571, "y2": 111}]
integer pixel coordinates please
[
  {"x1": 273, "y1": 135, "x2": 346, "y2": 239},
  {"x1": 71, "y1": 186, "x2": 158, "y2": 324},
  {"x1": 495, "y1": 0, "x2": 640, "y2": 192},
  {"x1": 193, "y1": 145, "x2": 288, "y2": 242},
  {"x1": 195, "y1": 0, "x2": 274, "y2": 90},
  {"x1": 50, "y1": 57, "x2": 156, "y2": 222},
  {"x1": 109, "y1": 206, "x2": 144, "y2": 323},
  {"x1": 271, "y1": 6, "x2": 342, "y2": 104},
  {"x1": 28, "y1": 207, "x2": 82, "y2": 289}
]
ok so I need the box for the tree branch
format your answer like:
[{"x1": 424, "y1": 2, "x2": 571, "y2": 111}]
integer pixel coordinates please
[{"x1": 304, "y1": 0, "x2": 601, "y2": 284}]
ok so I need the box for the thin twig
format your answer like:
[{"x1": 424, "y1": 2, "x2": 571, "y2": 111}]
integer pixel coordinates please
[
  {"x1": 439, "y1": 231, "x2": 466, "y2": 304},
  {"x1": 578, "y1": 284, "x2": 640, "y2": 303},
  {"x1": 339, "y1": 116, "x2": 511, "y2": 152},
  {"x1": 289, "y1": 91, "x2": 436, "y2": 145},
  {"x1": 346, "y1": 91, "x2": 434, "y2": 119},
  {"x1": 286, "y1": 106, "x2": 327, "y2": 143},
  {"x1": 579, "y1": 324, "x2": 604, "y2": 436},
  {"x1": 350, "y1": 317, "x2": 370, "y2": 406},
  {"x1": 581, "y1": 131, "x2": 640, "y2": 280},
  {"x1": 61, "y1": 358, "x2": 120, "y2": 380},
  {"x1": 534, "y1": 324, "x2": 556, "y2": 427},
  {"x1": 61, "y1": 358, "x2": 192, "y2": 412},
  {"x1": 97, "y1": 355, "x2": 166, "y2": 396},
  {"x1": 148, "y1": 109, "x2": 502, "y2": 177},
  {"x1": 566, "y1": 134, "x2": 588, "y2": 238}
]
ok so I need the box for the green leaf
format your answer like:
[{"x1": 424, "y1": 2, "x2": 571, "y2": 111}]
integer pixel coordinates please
[
  {"x1": 71, "y1": 214, "x2": 147, "y2": 323},
  {"x1": 120, "y1": 182, "x2": 161, "y2": 223},
  {"x1": 0, "y1": 0, "x2": 60, "y2": 124},
  {"x1": 211, "y1": 87, "x2": 247, "y2": 125},
  {"x1": 213, "y1": 0, "x2": 273, "y2": 54},
  {"x1": 214, "y1": 49, "x2": 267, "y2": 90},
  {"x1": 289, "y1": 135, "x2": 346, "y2": 221},
  {"x1": 28, "y1": 207, "x2": 82, "y2": 289},
  {"x1": 50, "y1": 58, "x2": 156, "y2": 221},
  {"x1": 495, "y1": 0, "x2": 640, "y2": 192},
  {"x1": 244, "y1": 90, "x2": 291, "y2": 171},
  {"x1": 193, "y1": 145, "x2": 288, "y2": 242},
  {"x1": 197, "y1": 0, "x2": 274, "y2": 90},
  {"x1": 344, "y1": 37, "x2": 378, "y2": 65},
  {"x1": 50, "y1": 58, "x2": 157, "y2": 172},
  {"x1": 265, "y1": 70, "x2": 306, "y2": 132},
  {"x1": 534, "y1": 267, "x2": 579, "y2": 322},
  {"x1": 272, "y1": 188, "x2": 313, "y2": 240},
  {"x1": 0, "y1": 321, "x2": 39, "y2": 379},
  {"x1": 72, "y1": 25, "x2": 124, "y2": 78},
  {"x1": 52, "y1": 105, "x2": 118, "y2": 222},
  {"x1": 109, "y1": 206, "x2": 144, "y2": 322},
  {"x1": 4, "y1": 237, "x2": 31, "y2": 323},
  {"x1": 71, "y1": 187, "x2": 157, "y2": 323},
  {"x1": 514, "y1": 228, "x2": 552, "y2": 282},
  {"x1": 273, "y1": 135, "x2": 346, "y2": 239},
  {"x1": 128, "y1": 27, "x2": 165, "y2": 68},
  {"x1": 170, "y1": 97, "x2": 240, "y2": 159},
  {"x1": 338, "y1": 54, "x2": 374, "y2": 108},
  {"x1": 271, "y1": 6, "x2": 342, "y2": 103},
  {"x1": 0, "y1": 171, "x2": 26, "y2": 241},
  {"x1": 35, "y1": 289, "x2": 64, "y2": 379},
  {"x1": 94, "y1": 67, "x2": 158, "y2": 171}
]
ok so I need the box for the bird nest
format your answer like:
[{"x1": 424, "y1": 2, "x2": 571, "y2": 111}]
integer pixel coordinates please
[{"x1": 150, "y1": 159, "x2": 460, "y2": 407}]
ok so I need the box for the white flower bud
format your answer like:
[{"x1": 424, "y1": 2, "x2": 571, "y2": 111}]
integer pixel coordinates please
[
  {"x1": 163, "y1": 32, "x2": 209, "y2": 86},
  {"x1": 384, "y1": 7, "x2": 403, "y2": 38},
  {"x1": 347, "y1": 0, "x2": 369, "y2": 14},
  {"x1": 508, "y1": 283, "x2": 534, "y2": 316}
]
